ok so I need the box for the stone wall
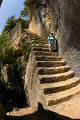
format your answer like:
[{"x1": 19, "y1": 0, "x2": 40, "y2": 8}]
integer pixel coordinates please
[{"x1": 24, "y1": 49, "x2": 39, "y2": 109}]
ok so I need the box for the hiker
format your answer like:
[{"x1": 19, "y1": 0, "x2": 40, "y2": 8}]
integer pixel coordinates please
[{"x1": 48, "y1": 33, "x2": 58, "y2": 52}]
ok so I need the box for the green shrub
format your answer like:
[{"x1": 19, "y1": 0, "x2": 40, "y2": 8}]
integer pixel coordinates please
[{"x1": 0, "y1": 31, "x2": 37, "y2": 110}]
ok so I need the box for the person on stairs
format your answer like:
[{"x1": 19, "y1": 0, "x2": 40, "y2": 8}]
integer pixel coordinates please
[{"x1": 48, "y1": 33, "x2": 58, "y2": 52}]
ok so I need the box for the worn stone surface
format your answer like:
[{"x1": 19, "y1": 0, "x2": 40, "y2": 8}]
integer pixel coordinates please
[{"x1": 56, "y1": 0, "x2": 80, "y2": 76}]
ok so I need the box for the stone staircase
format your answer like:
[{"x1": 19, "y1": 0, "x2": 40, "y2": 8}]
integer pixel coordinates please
[{"x1": 25, "y1": 39, "x2": 80, "y2": 119}]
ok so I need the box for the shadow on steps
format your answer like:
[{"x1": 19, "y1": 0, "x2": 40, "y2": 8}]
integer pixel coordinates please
[{"x1": 6, "y1": 103, "x2": 80, "y2": 120}]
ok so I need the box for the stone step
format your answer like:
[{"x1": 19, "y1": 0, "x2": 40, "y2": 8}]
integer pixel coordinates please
[
  {"x1": 38, "y1": 40, "x2": 48, "y2": 44},
  {"x1": 39, "y1": 70, "x2": 75, "y2": 83},
  {"x1": 7, "y1": 107, "x2": 35, "y2": 116},
  {"x1": 40, "y1": 77, "x2": 80, "y2": 94},
  {"x1": 34, "y1": 44, "x2": 49, "y2": 48},
  {"x1": 36, "y1": 56, "x2": 62, "y2": 61},
  {"x1": 33, "y1": 47, "x2": 49, "y2": 52},
  {"x1": 48, "y1": 94, "x2": 80, "y2": 119},
  {"x1": 34, "y1": 51, "x2": 59, "y2": 56},
  {"x1": 38, "y1": 66, "x2": 70, "y2": 75},
  {"x1": 32, "y1": 40, "x2": 48, "y2": 44},
  {"x1": 44, "y1": 84, "x2": 80, "y2": 106},
  {"x1": 36, "y1": 60, "x2": 66, "y2": 67},
  {"x1": 29, "y1": 38, "x2": 38, "y2": 40}
]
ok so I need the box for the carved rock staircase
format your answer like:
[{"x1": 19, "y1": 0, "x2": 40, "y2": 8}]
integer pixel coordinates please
[{"x1": 25, "y1": 39, "x2": 80, "y2": 119}]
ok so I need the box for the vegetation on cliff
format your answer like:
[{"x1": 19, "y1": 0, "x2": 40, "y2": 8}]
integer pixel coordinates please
[
  {"x1": 0, "y1": 0, "x2": 42, "y2": 112},
  {"x1": 0, "y1": 29, "x2": 34, "y2": 111},
  {"x1": 4, "y1": 16, "x2": 16, "y2": 32}
]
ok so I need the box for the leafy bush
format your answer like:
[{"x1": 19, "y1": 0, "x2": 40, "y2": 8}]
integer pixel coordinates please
[
  {"x1": 19, "y1": 42, "x2": 31, "y2": 55},
  {"x1": 0, "y1": 32, "x2": 16, "y2": 68}
]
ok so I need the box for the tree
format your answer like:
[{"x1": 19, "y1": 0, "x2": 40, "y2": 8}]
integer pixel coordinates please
[{"x1": 4, "y1": 16, "x2": 16, "y2": 32}]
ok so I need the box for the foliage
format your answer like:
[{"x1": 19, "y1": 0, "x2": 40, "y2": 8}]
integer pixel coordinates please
[
  {"x1": 0, "y1": 32, "x2": 12, "y2": 63},
  {"x1": 18, "y1": 18, "x2": 29, "y2": 29},
  {"x1": 19, "y1": 41, "x2": 31, "y2": 55},
  {"x1": 0, "y1": 31, "x2": 36, "y2": 110},
  {"x1": 4, "y1": 16, "x2": 16, "y2": 32},
  {"x1": 0, "y1": 32, "x2": 11, "y2": 49},
  {"x1": 21, "y1": 5, "x2": 28, "y2": 17},
  {"x1": 20, "y1": 0, "x2": 32, "y2": 18}
]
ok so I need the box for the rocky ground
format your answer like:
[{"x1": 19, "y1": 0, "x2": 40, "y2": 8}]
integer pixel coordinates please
[{"x1": 6, "y1": 106, "x2": 73, "y2": 120}]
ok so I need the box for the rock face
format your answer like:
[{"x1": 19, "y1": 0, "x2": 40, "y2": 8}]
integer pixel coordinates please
[
  {"x1": 56, "y1": 0, "x2": 80, "y2": 76},
  {"x1": 29, "y1": 0, "x2": 80, "y2": 76}
]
